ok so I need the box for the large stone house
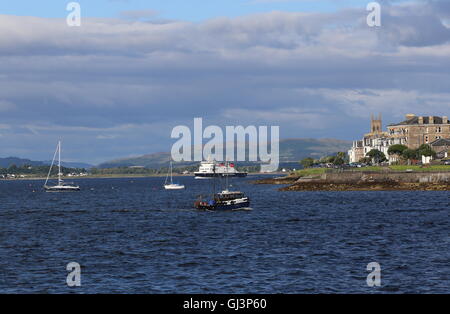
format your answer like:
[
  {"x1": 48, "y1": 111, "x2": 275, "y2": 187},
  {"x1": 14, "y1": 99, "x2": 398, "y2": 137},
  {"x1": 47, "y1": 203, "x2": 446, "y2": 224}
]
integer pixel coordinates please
[
  {"x1": 348, "y1": 113, "x2": 450, "y2": 163},
  {"x1": 387, "y1": 114, "x2": 450, "y2": 149}
]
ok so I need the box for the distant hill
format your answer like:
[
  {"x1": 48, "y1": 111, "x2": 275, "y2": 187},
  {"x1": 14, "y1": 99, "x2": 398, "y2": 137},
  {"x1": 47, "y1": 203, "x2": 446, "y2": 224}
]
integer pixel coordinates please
[
  {"x1": 277, "y1": 138, "x2": 352, "y2": 162},
  {"x1": 0, "y1": 157, "x2": 93, "y2": 169},
  {"x1": 97, "y1": 138, "x2": 351, "y2": 169},
  {"x1": 42, "y1": 161, "x2": 94, "y2": 169},
  {"x1": 97, "y1": 152, "x2": 174, "y2": 169},
  {"x1": 0, "y1": 157, "x2": 44, "y2": 168}
]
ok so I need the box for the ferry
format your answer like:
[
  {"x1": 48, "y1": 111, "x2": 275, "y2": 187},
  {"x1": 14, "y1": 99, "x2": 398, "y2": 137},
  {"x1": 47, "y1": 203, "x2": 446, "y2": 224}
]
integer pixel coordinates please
[{"x1": 194, "y1": 161, "x2": 247, "y2": 179}]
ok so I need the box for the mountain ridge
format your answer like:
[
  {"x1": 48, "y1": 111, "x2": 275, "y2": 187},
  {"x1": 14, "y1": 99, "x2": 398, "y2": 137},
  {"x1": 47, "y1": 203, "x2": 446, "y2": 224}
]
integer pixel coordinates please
[
  {"x1": 0, "y1": 157, "x2": 93, "y2": 169},
  {"x1": 1, "y1": 138, "x2": 351, "y2": 169},
  {"x1": 97, "y1": 138, "x2": 351, "y2": 168}
]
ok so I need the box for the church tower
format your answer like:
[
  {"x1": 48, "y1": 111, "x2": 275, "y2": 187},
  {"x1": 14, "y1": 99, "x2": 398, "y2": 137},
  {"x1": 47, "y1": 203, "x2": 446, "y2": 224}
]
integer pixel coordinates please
[{"x1": 370, "y1": 113, "x2": 382, "y2": 135}]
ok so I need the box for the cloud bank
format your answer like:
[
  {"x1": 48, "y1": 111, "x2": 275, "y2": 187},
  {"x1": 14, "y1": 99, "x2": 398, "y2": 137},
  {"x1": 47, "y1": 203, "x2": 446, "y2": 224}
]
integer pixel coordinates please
[{"x1": 0, "y1": 1, "x2": 449, "y2": 163}]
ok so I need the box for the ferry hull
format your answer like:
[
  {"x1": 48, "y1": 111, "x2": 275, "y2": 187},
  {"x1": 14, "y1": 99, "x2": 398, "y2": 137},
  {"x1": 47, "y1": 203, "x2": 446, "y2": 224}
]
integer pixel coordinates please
[{"x1": 194, "y1": 172, "x2": 247, "y2": 179}]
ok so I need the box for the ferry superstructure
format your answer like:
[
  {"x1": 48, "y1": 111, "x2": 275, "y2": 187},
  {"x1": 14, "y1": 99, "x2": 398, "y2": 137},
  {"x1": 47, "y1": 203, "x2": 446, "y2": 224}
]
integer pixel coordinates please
[{"x1": 194, "y1": 161, "x2": 247, "y2": 179}]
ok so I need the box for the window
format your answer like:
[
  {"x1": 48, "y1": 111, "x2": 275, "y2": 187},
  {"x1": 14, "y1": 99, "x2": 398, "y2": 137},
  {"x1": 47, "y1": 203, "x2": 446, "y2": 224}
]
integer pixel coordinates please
[
  {"x1": 436, "y1": 127, "x2": 442, "y2": 133},
  {"x1": 425, "y1": 136, "x2": 429, "y2": 143}
]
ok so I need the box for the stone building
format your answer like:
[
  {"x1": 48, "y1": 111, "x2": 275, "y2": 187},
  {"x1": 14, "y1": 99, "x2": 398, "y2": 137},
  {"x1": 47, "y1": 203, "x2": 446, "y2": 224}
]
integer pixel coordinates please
[
  {"x1": 348, "y1": 114, "x2": 390, "y2": 163},
  {"x1": 430, "y1": 138, "x2": 450, "y2": 159},
  {"x1": 348, "y1": 113, "x2": 450, "y2": 163},
  {"x1": 387, "y1": 114, "x2": 450, "y2": 149}
]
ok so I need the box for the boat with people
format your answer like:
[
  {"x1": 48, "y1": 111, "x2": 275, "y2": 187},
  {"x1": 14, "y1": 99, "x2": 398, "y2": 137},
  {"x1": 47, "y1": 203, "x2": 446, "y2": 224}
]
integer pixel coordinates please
[
  {"x1": 44, "y1": 140, "x2": 80, "y2": 192},
  {"x1": 194, "y1": 189, "x2": 250, "y2": 211},
  {"x1": 194, "y1": 159, "x2": 247, "y2": 179}
]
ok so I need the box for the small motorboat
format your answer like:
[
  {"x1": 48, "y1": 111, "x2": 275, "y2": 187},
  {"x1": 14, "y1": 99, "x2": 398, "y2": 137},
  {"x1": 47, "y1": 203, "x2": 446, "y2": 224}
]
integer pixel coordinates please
[{"x1": 194, "y1": 189, "x2": 250, "y2": 211}]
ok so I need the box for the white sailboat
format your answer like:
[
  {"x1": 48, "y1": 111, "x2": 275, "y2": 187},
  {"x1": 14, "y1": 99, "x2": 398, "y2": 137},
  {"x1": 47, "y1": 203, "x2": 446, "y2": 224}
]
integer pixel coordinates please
[
  {"x1": 164, "y1": 161, "x2": 185, "y2": 190},
  {"x1": 44, "y1": 140, "x2": 80, "y2": 192}
]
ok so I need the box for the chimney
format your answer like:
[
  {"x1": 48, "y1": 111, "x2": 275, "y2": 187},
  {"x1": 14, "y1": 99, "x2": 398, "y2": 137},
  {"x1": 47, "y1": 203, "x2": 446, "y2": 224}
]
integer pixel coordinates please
[
  {"x1": 443, "y1": 116, "x2": 448, "y2": 124},
  {"x1": 429, "y1": 116, "x2": 434, "y2": 124},
  {"x1": 418, "y1": 116, "x2": 423, "y2": 124},
  {"x1": 405, "y1": 113, "x2": 416, "y2": 120}
]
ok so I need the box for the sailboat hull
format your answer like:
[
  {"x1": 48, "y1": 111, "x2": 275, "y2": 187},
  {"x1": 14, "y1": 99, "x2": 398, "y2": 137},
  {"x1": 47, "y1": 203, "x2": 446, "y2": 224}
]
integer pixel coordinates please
[
  {"x1": 44, "y1": 185, "x2": 80, "y2": 192},
  {"x1": 164, "y1": 184, "x2": 185, "y2": 190}
]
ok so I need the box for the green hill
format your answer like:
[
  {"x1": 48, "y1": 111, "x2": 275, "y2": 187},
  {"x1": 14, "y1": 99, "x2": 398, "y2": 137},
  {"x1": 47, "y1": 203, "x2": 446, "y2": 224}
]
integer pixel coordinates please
[{"x1": 97, "y1": 138, "x2": 351, "y2": 169}]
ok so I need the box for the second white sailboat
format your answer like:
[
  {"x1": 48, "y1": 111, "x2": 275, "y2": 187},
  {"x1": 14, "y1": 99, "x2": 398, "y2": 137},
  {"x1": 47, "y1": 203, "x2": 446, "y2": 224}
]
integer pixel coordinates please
[
  {"x1": 44, "y1": 140, "x2": 80, "y2": 192},
  {"x1": 164, "y1": 161, "x2": 185, "y2": 190}
]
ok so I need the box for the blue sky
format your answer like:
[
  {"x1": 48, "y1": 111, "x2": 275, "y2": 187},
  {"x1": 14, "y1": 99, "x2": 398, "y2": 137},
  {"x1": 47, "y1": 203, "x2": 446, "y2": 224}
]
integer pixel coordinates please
[
  {"x1": 2, "y1": 0, "x2": 405, "y2": 20},
  {"x1": 0, "y1": 0, "x2": 449, "y2": 164}
]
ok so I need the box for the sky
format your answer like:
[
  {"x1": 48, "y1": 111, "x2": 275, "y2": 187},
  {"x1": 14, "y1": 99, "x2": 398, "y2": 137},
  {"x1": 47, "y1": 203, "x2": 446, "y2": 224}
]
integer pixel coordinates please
[
  {"x1": 0, "y1": 0, "x2": 449, "y2": 164},
  {"x1": 0, "y1": 0, "x2": 409, "y2": 21}
]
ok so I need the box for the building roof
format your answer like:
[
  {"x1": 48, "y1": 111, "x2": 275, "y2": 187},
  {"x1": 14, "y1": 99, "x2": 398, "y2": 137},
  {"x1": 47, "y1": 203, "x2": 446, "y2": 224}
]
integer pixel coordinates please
[
  {"x1": 430, "y1": 138, "x2": 450, "y2": 147},
  {"x1": 388, "y1": 116, "x2": 449, "y2": 127}
]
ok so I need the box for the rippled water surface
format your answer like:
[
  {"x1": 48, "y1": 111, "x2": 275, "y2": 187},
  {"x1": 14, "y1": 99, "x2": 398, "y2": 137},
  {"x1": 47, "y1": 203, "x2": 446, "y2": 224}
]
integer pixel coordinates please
[{"x1": 0, "y1": 176, "x2": 448, "y2": 293}]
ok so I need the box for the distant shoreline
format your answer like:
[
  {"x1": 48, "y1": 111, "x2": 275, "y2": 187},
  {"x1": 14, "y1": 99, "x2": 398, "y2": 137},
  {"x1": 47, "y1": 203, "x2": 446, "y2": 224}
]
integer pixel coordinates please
[{"x1": 0, "y1": 172, "x2": 282, "y2": 182}]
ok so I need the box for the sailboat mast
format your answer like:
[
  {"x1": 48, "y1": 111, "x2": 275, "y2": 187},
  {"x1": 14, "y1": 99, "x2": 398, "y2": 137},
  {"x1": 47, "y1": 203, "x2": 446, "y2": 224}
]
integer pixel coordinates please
[
  {"x1": 170, "y1": 161, "x2": 173, "y2": 184},
  {"x1": 226, "y1": 161, "x2": 229, "y2": 190},
  {"x1": 58, "y1": 140, "x2": 61, "y2": 184},
  {"x1": 213, "y1": 163, "x2": 216, "y2": 195},
  {"x1": 44, "y1": 142, "x2": 58, "y2": 187}
]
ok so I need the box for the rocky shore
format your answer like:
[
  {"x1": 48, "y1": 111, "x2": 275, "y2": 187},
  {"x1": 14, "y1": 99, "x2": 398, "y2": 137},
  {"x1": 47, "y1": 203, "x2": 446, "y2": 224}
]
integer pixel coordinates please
[
  {"x1": 252, "y1": 176, "x2": 299, "y2": 185},
  {"x1": 280, "y1": 181, "x2": 450, "y2": 191},
  {"x1": 253, "y1": 171, "x2": 450, "y2": 191}
]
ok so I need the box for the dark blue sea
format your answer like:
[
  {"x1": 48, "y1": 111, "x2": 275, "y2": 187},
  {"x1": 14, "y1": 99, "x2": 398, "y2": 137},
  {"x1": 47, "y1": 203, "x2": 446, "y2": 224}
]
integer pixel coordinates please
[{"x1": 0, "y1": 176, "x2": 448, "y2": 293}]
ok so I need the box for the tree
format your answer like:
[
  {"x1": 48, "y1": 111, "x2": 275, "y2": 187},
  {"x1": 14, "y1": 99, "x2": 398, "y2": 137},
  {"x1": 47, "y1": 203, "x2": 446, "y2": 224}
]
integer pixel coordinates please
[
  {"x1": 387, "y1": 144, "x2": 408, "y2": 156},
  {"x1": 402, "y1": 149, "x2": 418, "y2": 159},
  {"x1": 366, "y1": 149, "x2": 387, "y2": 164},
  {"x1": 401, "y1": 148, "x2": 419, "y2": 165},
  {"x1": 332, "y1": 156, "x2": 345, "y2": 166},
  {"x1": 336, "y1": 152, "x2": 347, "y2": 160},
  {"x1": 417, "y1": 144, "x2": 436, "y2": 158},
  {"x1": 300, "y1": 157, "x2": 315, "y2": 168},
  {"x1": 359, "y1": 157, "x2": 372, "y2": 164}
]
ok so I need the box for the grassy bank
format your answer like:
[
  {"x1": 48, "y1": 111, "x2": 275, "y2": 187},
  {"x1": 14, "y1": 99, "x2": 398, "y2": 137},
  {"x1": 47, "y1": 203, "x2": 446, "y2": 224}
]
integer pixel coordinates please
[{"x1": 293, "y1": 165, "x2": 450, "y2": 176}]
